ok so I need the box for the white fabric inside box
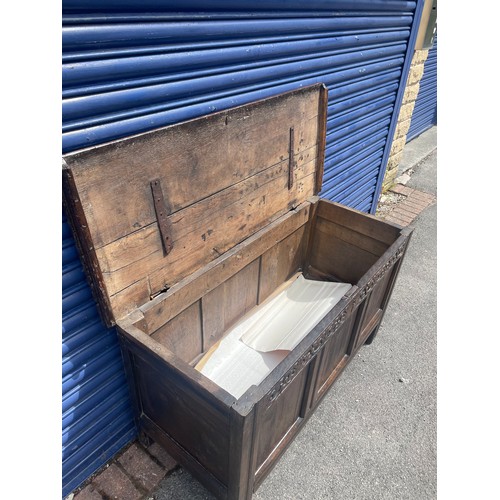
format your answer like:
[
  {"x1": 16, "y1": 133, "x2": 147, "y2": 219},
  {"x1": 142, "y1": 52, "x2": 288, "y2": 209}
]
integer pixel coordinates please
[{"x1": 197, "y1": 275, "x2": 351, "y2": 399}]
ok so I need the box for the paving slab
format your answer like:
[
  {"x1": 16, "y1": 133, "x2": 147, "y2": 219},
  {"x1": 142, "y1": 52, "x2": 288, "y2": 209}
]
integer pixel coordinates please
[
  {"x1": 406, "y1": 149, "x2": 437, "y2": 196},
  {"x1": 398, "y1": 126, "x2": 437, "y2": 175}
]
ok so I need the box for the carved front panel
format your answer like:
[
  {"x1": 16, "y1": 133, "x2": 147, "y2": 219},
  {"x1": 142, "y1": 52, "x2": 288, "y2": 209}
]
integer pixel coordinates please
[
  {"x1": 313, "y1": 313, "x2": 356, "y2": 403},
  {"x1": 254, "y1": 366, "x2": 309, "y2": 473},
  {"x1": 360, "y1": 270, "x2": 391, "y2": 334}
]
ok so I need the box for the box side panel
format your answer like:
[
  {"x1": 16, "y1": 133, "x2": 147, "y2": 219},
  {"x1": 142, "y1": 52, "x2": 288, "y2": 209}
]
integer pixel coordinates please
[
  {"x1": 310, "y1": 222, "x2": 381, "y2": 283},
  {"x1": 119, "y1": 333, "x2": 233, "y2": 490},
  {"x1": 308, "y1": 199, "x2": 402, "y2": 284}
]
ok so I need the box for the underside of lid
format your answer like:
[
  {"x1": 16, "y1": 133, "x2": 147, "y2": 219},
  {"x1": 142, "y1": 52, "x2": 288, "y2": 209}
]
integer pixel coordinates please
[{"x1": 62, "y1": 83, "x2": 328, "y2": 326}]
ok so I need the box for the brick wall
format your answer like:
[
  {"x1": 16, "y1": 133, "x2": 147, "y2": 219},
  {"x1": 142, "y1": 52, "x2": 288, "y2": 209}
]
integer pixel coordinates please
[{"x1": 381, "y1": 49, "x2": 429, "y2": 193}]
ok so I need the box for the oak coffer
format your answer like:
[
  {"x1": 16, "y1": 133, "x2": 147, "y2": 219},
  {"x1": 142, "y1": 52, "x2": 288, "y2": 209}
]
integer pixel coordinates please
[{"x1": 62, "y1": 84, "x2": 412, "y2": 500}]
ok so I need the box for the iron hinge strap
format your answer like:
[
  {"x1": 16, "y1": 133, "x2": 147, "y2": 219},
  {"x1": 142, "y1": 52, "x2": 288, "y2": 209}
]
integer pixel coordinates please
[{"x1": 150, "y1": 178, "x2": 174, "y2": 256}]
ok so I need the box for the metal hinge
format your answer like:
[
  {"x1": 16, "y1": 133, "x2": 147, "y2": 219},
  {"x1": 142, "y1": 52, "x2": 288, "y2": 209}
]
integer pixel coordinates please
[{"x1": 150, "y1": 178, "x2": 174, "y2": 256}]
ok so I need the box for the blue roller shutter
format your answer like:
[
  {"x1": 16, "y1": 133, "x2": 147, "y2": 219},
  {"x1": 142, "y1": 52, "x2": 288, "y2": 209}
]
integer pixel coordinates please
[
  {"x1": 407, "y1": 33, "x2": 437, "y2": 141},
  {"x1": 62, "y1": 1, "x2": 424, "y2": 495},
  {"x1": 62, "y1": 209, "x2": 136, "y2": 497}
]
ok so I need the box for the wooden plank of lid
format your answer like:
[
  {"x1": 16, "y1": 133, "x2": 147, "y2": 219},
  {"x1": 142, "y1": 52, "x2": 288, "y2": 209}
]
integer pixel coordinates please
[{"x1": 62, "y1": 84, "x2": 328, "y2": 326}]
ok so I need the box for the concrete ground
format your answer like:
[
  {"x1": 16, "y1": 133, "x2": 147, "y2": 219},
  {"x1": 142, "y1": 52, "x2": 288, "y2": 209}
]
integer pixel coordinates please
[
  {"x1": 397, "y1": 126, "x2": 437, "y2": 176},
  {"x1": 152, "y1": 129, "x2": 437, "y2": 500}
]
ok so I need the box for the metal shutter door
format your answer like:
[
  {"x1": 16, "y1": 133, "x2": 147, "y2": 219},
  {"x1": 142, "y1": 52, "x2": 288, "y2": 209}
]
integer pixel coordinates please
[
  {"x1": 62, "y1": 1, "x2": 423, "y2": 494},
  {"x1": 406, "y1": 34, "x2": 437, "y2": 141},
  {"x1": 62, "y1": 209, "x2": 136, "y2": 497}
]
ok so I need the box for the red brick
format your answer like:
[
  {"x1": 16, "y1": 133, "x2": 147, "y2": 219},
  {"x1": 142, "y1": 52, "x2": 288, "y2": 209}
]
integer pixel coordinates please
[
  {"x1": 147, "y1": 442, "x2": 178, "y2": 472},
  {"x1": 404, "y1": 198, "x2": 431, "y2": 210},
  {"x1": 118, "y1": 442, "x2": 165, "y2": 491},
  {"x1": 397, "y1": 203, "x2": 421, "y2": 215},
  {"x1": 93, "y1": 464, "x2": 142, "y2": 500},
  {"x1": 391, "y1": 208, "x2": 416, "y2": 222},
  {"x1": 388, "y1": 216, "x2": 413, "y2": 227},
  {"x1": 389, "y1": 184, "x2": 414, "y2": 196},
  {"x1": 408, "y1": 191, "x2": 434, "y2": 203},
  {"x1": 386, "y1": 217, "x2": 408, "y2": 227},
  {"x1": 74, "y1": 484, "x2": 103, "y2": 500},
  {"x1": 384, "y1": 216, "x2": 408, "y2": 227}
]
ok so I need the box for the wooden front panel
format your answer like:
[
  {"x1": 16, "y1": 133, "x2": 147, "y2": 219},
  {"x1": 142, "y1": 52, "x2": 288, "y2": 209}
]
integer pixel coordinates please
[
  {"x1": 249, "y1": 296, "x2": 355, "y2": 491},
  {"x1": 62, "y1": 84, "x2": 327, "y2": 325},
  {"x1": 254, "y1": 366, "x2": 310, "y2": 478},
  {"x1": 313, "y1": 313, "x2": 355, "y2": 402},
  {"x1": 357, "y1": 270, "x2": 392, "y2": 347}
]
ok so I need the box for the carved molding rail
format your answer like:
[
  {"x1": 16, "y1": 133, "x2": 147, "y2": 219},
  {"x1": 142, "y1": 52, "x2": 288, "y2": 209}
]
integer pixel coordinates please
[{"x1": 267, "y1": 304, "x2": 350, "y2": 406}]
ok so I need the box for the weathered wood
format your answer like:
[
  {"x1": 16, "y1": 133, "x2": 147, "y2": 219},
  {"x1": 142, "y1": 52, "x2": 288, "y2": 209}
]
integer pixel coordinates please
[
  {"x1": 353, "y1": 234, "x2": 409, "y2": 303},
  {"x1": 359, "y1": 271, "x2": 392, "y2": 335},
  {"x1": 109, "y1": 278, "x2": 151, "y2": 324},
  {"x1": 364, "y1": 231, "x2": 412, "y2": 346},
  {"x1": 96, "y1": 149, "x2": 317, "y2": 284},
  {"x1": 140, "y1": 414, "x2": 228, "y2": 500},
  {"x1": 317, "y1": 199, "x2": 401, "y2": 246},
  {"x1": 62, "y1": 165, "x2": 115, "y2": 327},
  {"x1": 310, "y1": 222, "x2": 380, "y2": 284},
  {"x1": 253, "y1": 367, "x2": 309, "y2": 478},
  {"x1": 258, "y1": 226, "x2": 307, "y2": 304},
  {"x1": 63, "y1": 86, "x2": 324, "y2": 326},
  {"x1": 64, "y1": 85, "x2": 415, "y2": 500},
  {"x1": 315, "y1": 84, "x2": 329, "y2": 193},
  {"x1": 146, "y1": 173, "x2": 315, "y2": 297},
  {"x1": 202, "y1": 260, "x2": 260, "y2": 353},
  {"x1": 64, "y1": 86, "x2": 322, "y2": 250},
  {"x1": 117, "y1": 320, "x2": 236, "y2": 409},
  {"x1": 314, "y1": 354, "x2": 349, "y2": 403},
  {"x1": 313, "y1": 315, "x2": 355, "y2": 401},
  {"x1": 228, "y1": 397, "x2": 258, "y2": 500},
  {"x1": 151, "y1": 301, "x2": 203, "y2": 363},
  {"x1": 138, "y1": 202, "x2": 311, "y2": 335},
  {"x1": 314, "y1": 216, "x2": 389, "y2": 257},
  {"x1": 355, "y1": 308, "x2": 383, "y2": 351},
  {"x1": 134, "y1": 353, "x2": 231, "y2": 484},
  {"x1": 94, "y1": 154, "x2": 316, "y2": 312},
  {"x1": 117, "y1": 336, "x2": 147, "y2": 439}
]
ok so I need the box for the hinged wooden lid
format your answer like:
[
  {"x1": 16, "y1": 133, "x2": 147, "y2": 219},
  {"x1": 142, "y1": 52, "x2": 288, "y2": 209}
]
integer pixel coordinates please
[{"x1": 63, "y1": 83, "x2": 328, "y2": 326}]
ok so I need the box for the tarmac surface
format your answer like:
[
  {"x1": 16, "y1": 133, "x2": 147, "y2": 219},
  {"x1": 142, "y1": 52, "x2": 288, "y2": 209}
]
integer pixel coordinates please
[{"x1": 152, "y1": 128, "x2": 437, "y2": 500}]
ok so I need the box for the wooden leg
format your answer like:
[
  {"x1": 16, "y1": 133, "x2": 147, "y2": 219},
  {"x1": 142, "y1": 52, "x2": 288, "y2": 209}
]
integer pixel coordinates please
[
  {"x1": 138, "y1": 430, "x2": 153, "y2": 447},
  {"x1": 364, "y1": 324, "x2": 380, "y2": 345}
]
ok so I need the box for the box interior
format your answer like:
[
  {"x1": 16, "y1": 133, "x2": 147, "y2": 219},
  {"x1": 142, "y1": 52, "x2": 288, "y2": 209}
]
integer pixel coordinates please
[{"x1": 129, "y1": 200, "x2": 400, "y2": 375}]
